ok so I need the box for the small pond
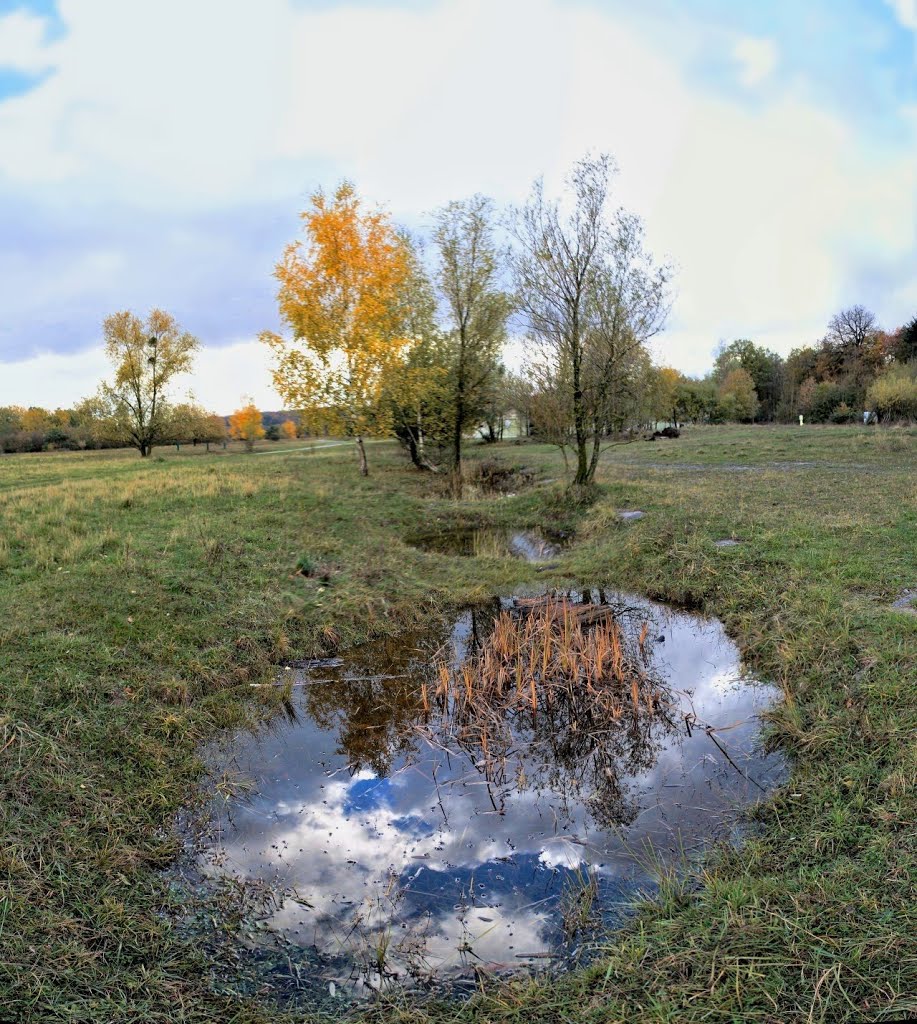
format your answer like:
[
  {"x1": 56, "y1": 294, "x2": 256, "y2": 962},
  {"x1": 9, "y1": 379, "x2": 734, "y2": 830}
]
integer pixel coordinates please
[
  {"x1": 177, "y1": 590, "x2": 785, "y2": 1009},
  {"x1": 407, "y1": 526, "x2": 567, "y2": 561}
]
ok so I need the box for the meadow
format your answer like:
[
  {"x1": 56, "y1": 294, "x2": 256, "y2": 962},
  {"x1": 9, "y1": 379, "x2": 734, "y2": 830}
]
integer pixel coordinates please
[{"x1": 0, "y1": 424, "x2": 915, "y2": 1023}]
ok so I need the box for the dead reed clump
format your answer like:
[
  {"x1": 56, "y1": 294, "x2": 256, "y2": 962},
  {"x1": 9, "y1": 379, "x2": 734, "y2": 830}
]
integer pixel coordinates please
[{"x1": 429, "y1": 597, "x2": 671, "y2": 765}]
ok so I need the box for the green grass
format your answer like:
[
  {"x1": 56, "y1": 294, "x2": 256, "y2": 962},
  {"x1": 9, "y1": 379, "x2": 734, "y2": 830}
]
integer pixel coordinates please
[{"x1": 0, "y1": 425, "x2": 915, "y2": 1023}]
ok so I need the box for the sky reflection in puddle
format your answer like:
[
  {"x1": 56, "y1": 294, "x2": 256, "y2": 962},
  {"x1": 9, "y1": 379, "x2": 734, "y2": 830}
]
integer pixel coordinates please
[
  {"x1": 193, "y1": 592, "x2": 784, "y2": 1003},
  {"x1": 406, "y1": 526, "x2": 566, "y2": 561}
]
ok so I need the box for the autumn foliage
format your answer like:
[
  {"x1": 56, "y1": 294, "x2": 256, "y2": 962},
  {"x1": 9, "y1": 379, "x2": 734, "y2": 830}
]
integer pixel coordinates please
[
  {"x1": 229, "y1": 402, "x2": 265, "y2": 451},
  {"x1": 280, "y1": 419, "x2": 298, "y2": 439},
  {"x1": 260, "y1": 181, "x2": 413, "y2": 475},
  {"x1": 97, "y1": 309, "x2": 200, "y2": 457}
]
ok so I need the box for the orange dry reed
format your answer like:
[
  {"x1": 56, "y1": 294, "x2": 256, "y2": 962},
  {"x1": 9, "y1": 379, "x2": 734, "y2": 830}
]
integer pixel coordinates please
[{"x1": 431, "y1": 598, "x2": 666, "y2": 741}]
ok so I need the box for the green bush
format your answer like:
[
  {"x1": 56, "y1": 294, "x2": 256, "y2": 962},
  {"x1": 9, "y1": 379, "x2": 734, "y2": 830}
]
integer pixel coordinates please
[
  {"x1": 866, "y1": 364, "x2": 917, "y2": 422},
  {"x1": 801, "y1": 379, "x2": 859, "y2": 422}
]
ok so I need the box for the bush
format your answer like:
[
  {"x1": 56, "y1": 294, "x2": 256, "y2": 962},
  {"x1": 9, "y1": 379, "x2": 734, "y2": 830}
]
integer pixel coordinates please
[
  {"x1": 829, "y1": 402, "x2": 858, "y2": 424},
  {"x1": 801, "y1": 379, "x2": 860, "y2": 422},
  {"x1": 866, "y1": 365, "x2": 917, "y2": 422}
]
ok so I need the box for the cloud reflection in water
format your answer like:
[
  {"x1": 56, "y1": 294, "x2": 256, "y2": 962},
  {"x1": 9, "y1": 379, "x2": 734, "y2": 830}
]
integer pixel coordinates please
[{"x1": 197, "y1": 592, "x2": 784, "y2": 996}]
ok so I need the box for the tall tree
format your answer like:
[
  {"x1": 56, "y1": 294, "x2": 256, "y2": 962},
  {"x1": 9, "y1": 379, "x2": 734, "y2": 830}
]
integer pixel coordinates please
[
  {"x1": 893, "y1": 316, "x2": 917, "y2": 364},
  {"x1": 653, "y1": 366, "x2": 683, "y2": 426},
  {"x1": 713, "y1": 339, "x2": 783, "y2": 421},
  {"x1": 432, "y1": 195, "x2": 512, "y2": 489},
  {"x1": 261, "y1": 181, "x2": 412, "y2": 476},
  {"x1": 96, "y1": 309, "x2": 199, "y2": 457},
  {"x1": 717, "y1": 367, "x2": 759, "y2": 421},
  {"x1": 511, "y1": 154, "x2": 670, "y2": 487},
  {"x1": 379, "y1": 233, "x2": 452, "y2": 471},
  {"x1": 827, "y1": 305, "x2": 878, "y2": 353}
]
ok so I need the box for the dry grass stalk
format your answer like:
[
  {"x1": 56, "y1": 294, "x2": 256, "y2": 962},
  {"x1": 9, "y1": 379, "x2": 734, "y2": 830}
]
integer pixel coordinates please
[{"x1": 428, "y1": 599, "x2": 669, "y2": 766}]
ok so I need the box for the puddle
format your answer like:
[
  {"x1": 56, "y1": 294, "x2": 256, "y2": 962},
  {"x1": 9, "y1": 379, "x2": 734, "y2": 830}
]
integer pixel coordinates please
[
  {"x1": 177, "y1": 592, "x2": 785, "y2": 1009},
  {"x1": 407, "y1": 527, "x2": 567, "y2": 562},
  {"x1": 891, "y1": 589, "x2": 916, "y2": 614},
  {"x1": 618, "y1": 510, "x2": 646, "y2": 521},
  {"x1": 714, "y1": 539, "x2": 741, "y2": 549}
]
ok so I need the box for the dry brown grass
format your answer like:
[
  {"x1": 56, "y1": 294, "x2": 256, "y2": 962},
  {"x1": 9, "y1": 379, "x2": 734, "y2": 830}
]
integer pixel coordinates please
[{"x1": 426, "y1": 597, "x2": 667, "y2": 773}]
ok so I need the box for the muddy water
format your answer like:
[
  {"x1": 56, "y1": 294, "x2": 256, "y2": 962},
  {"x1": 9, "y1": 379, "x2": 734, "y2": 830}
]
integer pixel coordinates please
[
  {"x1": 407, "y1": 526, "x2": 567, "y2": 561},
  {"x1": 186, "y1": 593, "x2": 784, "y2": 1007}
]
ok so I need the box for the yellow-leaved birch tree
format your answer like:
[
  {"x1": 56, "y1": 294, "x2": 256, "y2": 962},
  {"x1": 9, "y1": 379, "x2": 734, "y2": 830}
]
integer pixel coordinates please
[{"x1": 260, "y1": 182, "x2": 412, "y2": 476}]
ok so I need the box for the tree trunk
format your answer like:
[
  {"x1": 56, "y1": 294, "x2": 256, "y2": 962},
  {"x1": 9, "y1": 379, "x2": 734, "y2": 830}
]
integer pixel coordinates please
[
  {"x1": 355, "y1": 435, "x2": 369, "y2": 476},
  {"x1": 139, "y1": 443, "x2": 149, "y2": 457},
  {"x1": 453, "y1": 327, "x2": 466, "y2": 495},
  {"x1": 401, "y1": 429, "x2": 425, "y2": 470},
  {"x1": 572, "y1": 348, "x2": 589, "y2": 487},
  {"x1": 586, "y1": 431, "x2": 602, "y2": 482},
  {"x1": 453, "y1": 394, "x2": 464, "y2": 471}
]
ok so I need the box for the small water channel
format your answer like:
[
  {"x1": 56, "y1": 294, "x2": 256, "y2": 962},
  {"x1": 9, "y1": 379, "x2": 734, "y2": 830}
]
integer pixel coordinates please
[
  {"x1": 176, "y1": 579, "x2": 785, "y2": 1010},
  {"x1": 406, "y1": 526, "x2": 567, "y2": 561}
]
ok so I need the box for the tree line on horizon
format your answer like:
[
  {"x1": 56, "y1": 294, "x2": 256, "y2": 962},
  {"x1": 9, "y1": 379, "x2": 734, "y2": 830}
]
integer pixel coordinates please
[
  {"x1": 666, "y1": 308, "x2": 917, "y2": 427},
  {"x1": 0, "y1": 387, "x2": 302, "y2": 455},
  {"x1": 3, "y1": 154, "x2": 916, "y2": 472}
]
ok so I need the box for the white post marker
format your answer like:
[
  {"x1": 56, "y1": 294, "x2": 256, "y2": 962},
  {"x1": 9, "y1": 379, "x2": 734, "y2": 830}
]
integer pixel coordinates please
[{"x1": 799, "y1": 414, "x2": 804, "y2": 426}]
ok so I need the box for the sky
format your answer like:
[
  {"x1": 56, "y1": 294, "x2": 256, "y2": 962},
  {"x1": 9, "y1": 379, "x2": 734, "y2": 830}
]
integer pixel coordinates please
[{"x1": 0, "y1": 0, "x2": 915, "y2": 411}]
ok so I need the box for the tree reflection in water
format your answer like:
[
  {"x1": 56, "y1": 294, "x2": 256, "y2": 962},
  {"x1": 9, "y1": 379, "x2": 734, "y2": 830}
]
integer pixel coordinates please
[
  {"x1": 304, "y1": 593, "x2": 675, "y2": 834},
  {"x1": 190, "y1": 590, "x2": 783, "y2": 1004}
]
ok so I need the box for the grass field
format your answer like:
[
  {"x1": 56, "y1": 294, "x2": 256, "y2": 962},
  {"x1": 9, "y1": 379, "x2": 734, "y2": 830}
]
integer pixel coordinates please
[{"x1": 0, "y1": 425, "x2": 915, "y2": 1023}]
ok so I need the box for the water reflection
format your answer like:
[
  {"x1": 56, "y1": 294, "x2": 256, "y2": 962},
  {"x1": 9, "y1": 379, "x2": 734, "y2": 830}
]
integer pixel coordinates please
[
  {"x1": 406, "y1": 527, "x2": 566, "y2": 561},
  {"x1": 194, "y1": 592, "x2": 784, "y2": 1003}
]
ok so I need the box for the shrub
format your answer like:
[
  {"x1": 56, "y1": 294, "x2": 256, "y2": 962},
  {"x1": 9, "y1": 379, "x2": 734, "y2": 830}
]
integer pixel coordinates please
[
  {"x1": 801, "y1": 379, "x2": 859, "y2": 422},
  {"x1": 829, "y1": 402, "x2": 858, "y2": 424},
  {"x1": 866, "y1": 365, "x2": 917, "y2": 422}
]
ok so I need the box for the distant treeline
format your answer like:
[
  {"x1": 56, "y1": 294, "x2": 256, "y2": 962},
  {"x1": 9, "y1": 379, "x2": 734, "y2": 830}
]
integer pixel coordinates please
[
  {"x1": 664, "y1": 308, "x2": 917, "y2": 425},
  {"x1": 0, "y1": 404, "x2": 309, "y2": 454},
  {"x1": 223, "y1": 410, "x2": 302, "y2": 432}
]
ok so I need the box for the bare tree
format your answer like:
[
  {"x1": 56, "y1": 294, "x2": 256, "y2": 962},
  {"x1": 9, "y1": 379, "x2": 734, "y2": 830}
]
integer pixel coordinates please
[
  {"x1": 432, "y1": 196, "x2": 512, "y2": 491},
  {"x1": 827, "y1": 305, "x2": 878, "y2": 351},
  {"x1": 510, "y1": 155, "x2": 670, "y2": 487}
]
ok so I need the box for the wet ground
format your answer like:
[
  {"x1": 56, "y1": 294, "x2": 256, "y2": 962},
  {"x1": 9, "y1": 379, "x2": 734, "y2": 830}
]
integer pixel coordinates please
[
  {"x1": 178, "y1": 591, "x2": 785, "y2": 1010},
  {"x1": 407, "y1": 526, "x2": 568, "y2": 561}
]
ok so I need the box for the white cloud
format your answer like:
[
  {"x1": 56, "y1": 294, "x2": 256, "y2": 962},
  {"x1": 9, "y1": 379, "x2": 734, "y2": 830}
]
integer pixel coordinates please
[
  {"x1": 279, "y1": 0, "x2": 694, "y2": 216},
  {"x1": 0, "y1": 345, "x2": 110, "y2": 408},
  {"x1": 0, "y1": 10, "x2": 55, "y2": 73},
  {"x1": 184, "y1": 339, "x2": 282, "y2": 411},
  {"x1": 0, "y1": 339, "x2": 281, "y2": 412},
  {"x1": 0, "y1": 0, "x2": 297, "y2": 199},
  {"x1": 644, "y1": 95, "x2": 917, "y2": 371},
  {"x1": 732, "y1": 36, "x2": 778, "y2": 87},
  {"x1": 1, "y1": 0, "x2": 916, "y2": 396},
  {"x1": 886, "y1": 0, "x2": 917, "y2": 31}
]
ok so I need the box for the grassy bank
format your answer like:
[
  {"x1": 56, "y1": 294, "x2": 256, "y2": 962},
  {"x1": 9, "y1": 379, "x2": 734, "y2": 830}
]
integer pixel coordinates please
[{"x1": 0, "y1": 425, "x2": 914, "y2": 1023}]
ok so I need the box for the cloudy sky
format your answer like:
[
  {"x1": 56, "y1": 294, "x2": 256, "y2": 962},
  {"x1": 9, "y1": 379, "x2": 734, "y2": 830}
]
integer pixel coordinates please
[{"x1": 1, "y1": 0, "x2": 915, "y2": 411}]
